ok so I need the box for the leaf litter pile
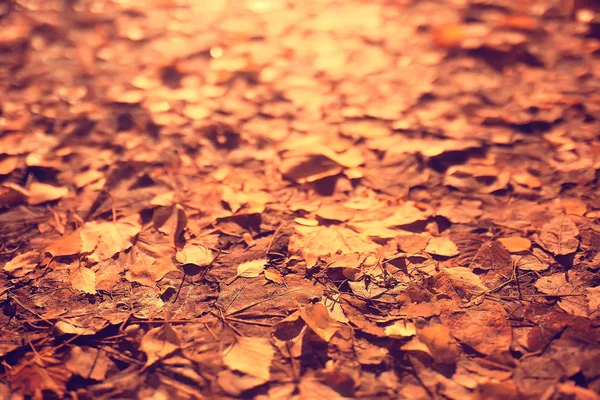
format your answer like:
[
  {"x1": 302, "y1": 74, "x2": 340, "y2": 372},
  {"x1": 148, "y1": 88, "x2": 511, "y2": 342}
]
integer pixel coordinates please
[{"x1": 1, "y1": 0, "x2": 600, "y2": 399}]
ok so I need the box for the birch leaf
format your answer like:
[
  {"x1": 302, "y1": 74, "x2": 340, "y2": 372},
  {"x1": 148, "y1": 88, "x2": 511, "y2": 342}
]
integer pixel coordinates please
[{"x1": 70, "y1": 266, "x2": 97, "y2": 295}]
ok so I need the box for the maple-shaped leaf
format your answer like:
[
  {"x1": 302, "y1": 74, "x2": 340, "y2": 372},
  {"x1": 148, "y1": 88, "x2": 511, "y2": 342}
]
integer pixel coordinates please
[
  {"x1": 70, "y1": 265, "x2": 97, "y2": 294},
  {"x1": 539, "y1": 215, "x2": 579, "y2": 255},
  {"x1": 140, "y1": 324, "x2": 181, "y2": 367},
  {"x1": 223, "y1": 336, "x2": 275, "y2": 380}
]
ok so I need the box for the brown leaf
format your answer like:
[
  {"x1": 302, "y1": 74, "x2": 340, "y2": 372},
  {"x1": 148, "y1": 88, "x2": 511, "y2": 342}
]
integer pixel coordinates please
[
  {"x1": 417, "y1": 324, "x2": 460, "y2": 364},
  {"x1": 65, "y1": 346, "x2": 114, "y2": 380},
  {"x1": 298, "y1": 303, "x2": 347, "y2": 342},
  {"x1": 175, "y1": 244, "x2": 213, "y2": 266},
  {"x1": 455, "y1": 236, "x2": 512, "y2": 273},
  {"x1": 432, "y1": 267, "x2": 488, "y2": 300},
  {"x1": 80, "y1": 215, "x2": 141, "y2": 262},
  {"x1": 70, "y1": 265, "x2": 97, "y2": 295},
  {"x1": 535, "y1": 271, "x2": 589, "y2": 317},
  {"x1": 223, "y1": 336, "x2": 274, "y2": 380},
  {"x1": 27, "y1": 182, "x2": 69, "y2": 205},
  {"x1": 441, "y1": 301, "x2": 512, "y2": 356},
  {"x1": 498, "y1": 236, "x2": 531, "y2": 253},
  {"x1": 3, "y1": 251, "x2": 40, "y2": 277},
  {"x1": 217, "y1": 370, "x2": 267, "y2": 397},
  {"x1": 45, "y1": 231, "x2": 82, "y2": 257},
  {"x1": 539, "y1": 215, "x2": 579, "y2": 255},
  {"x1": 425, "y1": 237, "x2": 459, "y2": 257},
  {"x1": 140, "y1": 324, "x2": 182, "y2": 367}
]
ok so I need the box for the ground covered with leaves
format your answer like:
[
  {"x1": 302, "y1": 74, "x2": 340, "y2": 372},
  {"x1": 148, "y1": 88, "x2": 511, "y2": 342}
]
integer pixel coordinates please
[{"x1": 1, "y1": 0, "x2": 599, "y2": 399}]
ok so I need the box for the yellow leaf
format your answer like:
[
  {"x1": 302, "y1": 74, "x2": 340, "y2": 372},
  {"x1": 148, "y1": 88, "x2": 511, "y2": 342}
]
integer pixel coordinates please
[
  {"x1": 385, "y1": 320, "x2": 416, "y2": 338},
  {"x1": 70, "y1": 266, "x2": 97, "y2": 294},
  {"x1": 264, "y1": 269, "x2": 284, "y2": 284},
  {"x1": 175, "y1": 244, "x2": 212, "y2": 266},
  {"x1": 237, "y1": 258, "x2": 266, "y2": 278},
  {"x1": 223, "y1": 336, "x2": 274, "y2": 380}
]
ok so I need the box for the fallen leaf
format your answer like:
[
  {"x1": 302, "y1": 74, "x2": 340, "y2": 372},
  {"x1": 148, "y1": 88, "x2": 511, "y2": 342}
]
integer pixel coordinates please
[
  {"x1": 237, "y1": 258, "x2": 267, "y2": 278},
  {"x1": 27, "y1": 182, "x2": 69, "y2": 205},
  {"x1": 539, "y1": 215, "x2": 579, "y2": 255},
  {"x1": 65, "y1": 346, "x2": 114, "y2": 380},
  {"x1": 441, "y1": 301, "x2": 512, "y2": 356},
  {"x1": 264, "y1": 269, "x2": 284, "y2": 284},
  {"x1": 217, "y1": 370, "x2": 267, "y2": 397},
  {"x1": 513, "y1": 248, "x2": 551, "y2": 271},
  {"x1": 140, "y1": 325, "x2": 182, "y2": 367},
  {"x1": 417, "y1": 324, "x2": 460, "y2": 364},
  {"x1": 426, "y1": 237, "x2": 459, "y2": 257},
  {"x1": 175, "y1": 244, "x2": 213, "y2": 266},
  {"x1": 45, "y1": 231, "x2": 82, "y2": 257},
  {"x1": 498, "y1": 236, "x2": 531, "y2": 253},
  {"x1": 3, "y1": 251, "x2": 39, "y2": 277},
  {"x1": 299, "y1": 303, "x2": 346, "y2": 342},
  {"x1": 70, "y1": 266, "x2": 97, "y2": 295},
  {"x1": 223, "y1": 336, "x2": 274, "y2": 380},
  {"x1": 433, "y1": 267, "x2": 488, "y2": 300},
  {"x1": 385, "y1": 320, "x2": 416, "y2": 338},
  {"x1": 80, "y1": 215, "x2": 142, "y2": 262},
  {"x1": 535, "y1": 271, "x2": 589, "y2": 317}
]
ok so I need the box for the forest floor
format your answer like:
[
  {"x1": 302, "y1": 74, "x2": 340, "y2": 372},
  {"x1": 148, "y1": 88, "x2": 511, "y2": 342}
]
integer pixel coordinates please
[{"x1": 1, "y1": 0, "x2": 599, "y2": 399}]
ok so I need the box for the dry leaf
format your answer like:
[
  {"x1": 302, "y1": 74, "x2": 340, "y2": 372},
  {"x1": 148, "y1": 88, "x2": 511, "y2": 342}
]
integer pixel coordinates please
[
  {"x1": 498, "y1": 236, "x2": 531, "y2": 253},
  {"x1": 45, "y1": 231, "x2": 83, "y2": 257},
  {"x1": 539, "y1": 215, "x2": 579, "y2": 255},
  {"x1": 442, "y1": 301, "x2": 512, "y2": 356},
  {"x1": 237, "y1": 258, "x2": 266, "y2": 278},
  {"x1": 264, "y1": 269, "x2": 284, "y2": 284},
  {"x1": 513, "y1": 248, "x2": 551, "y2": 271},
  {"x1": 535, "y1": 271, "x2": 589, "y2": 317},
  {"x1": 223, "y1": 336, "x2": 274, "y2": 380},
  {"x1": 65, "y1": 346, "x2": 114, "y2": 380},
  {"x1": 80, "y1": 215, "x2": 142, "y2": 262},
  {"x1": 426, "y1": 237, "x2": 459, "y2": 257},
  {"x1": 3, "y1": 251, "x2": 39, "y2": 277},
  {"x1": 299, "y1": 303, "x2": 345, "y2": 342},
  {"x1": 417, "y1": 324, "x2": 460, "y2": 364},
  {"x1": 27, "y1": 182, "x2": 69, "y2": 205},
  {"x1": 175, "y1": 244, "x2": 212, "y2": 266},
  {"x1": 140, "y1": 325, "x2": 182, "y2": 367},
  {"x1": 433, "y1": 267, "x2": 488, "y2": 300},
  {"x1": 217, "y1": 370, "x2": 267, "y2": 397},
  {"x1": 385, "y1": 320, "x2": 416, "y2": 338},
  {"x1": 70, "y1": 266, "x2": 97, "y2": 295}
]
